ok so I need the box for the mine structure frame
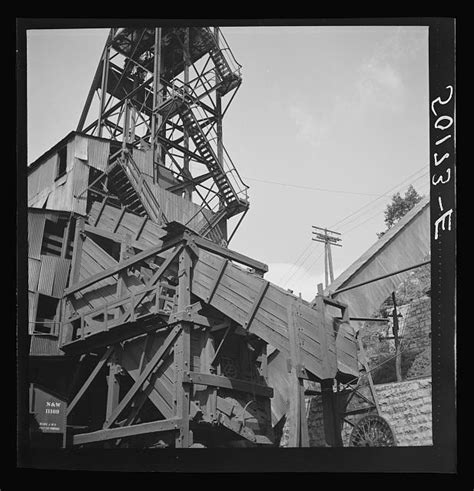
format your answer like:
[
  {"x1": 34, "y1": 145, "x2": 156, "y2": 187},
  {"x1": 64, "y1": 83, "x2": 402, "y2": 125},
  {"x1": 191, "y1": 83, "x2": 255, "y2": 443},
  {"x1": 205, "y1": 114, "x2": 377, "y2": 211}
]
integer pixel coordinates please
[
  {"x1": 76, "y1": 27, "x2": 249, "y2": 245},
  {"x1": 27, "y1": 25, "x2": 394, "y2": 449},
  {"x1": 61, "y1": 226, "x2": 275, "y2": 448}
]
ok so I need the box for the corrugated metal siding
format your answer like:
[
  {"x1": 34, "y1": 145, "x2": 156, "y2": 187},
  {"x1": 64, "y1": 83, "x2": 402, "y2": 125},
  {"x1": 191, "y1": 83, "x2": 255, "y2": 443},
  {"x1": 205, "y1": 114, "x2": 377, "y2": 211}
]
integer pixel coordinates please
[
  {"x1": 37, "y1": 255, "x2": 58, "y2": 296},
  {"x1": 29, "y1": 335, "x2": 63, "y2": 356},
  {"x1": 153, "y1": 184, "x2": 210, "y2": 232},
  {"x1": 28, "y1": 291, "x2": 39, "y2": 335},
  {"x1": 133, "y1": 148, "x2": 154, "y2": 185},
  {"x1": 29, "y1": 187, "x2": 51, "y2": 208},
  {"x1": 88, "y1": 137, "x2": 110, "y2": 172},
  {"x1": 28, "y1": 213, "x2": 46, "y2": 259},
  {"x1": 28, "y1": 258, "x2": 42, "y2": 291},
  {"x1": 74, "y1": 135, "x2": 88, "y2": 161},
  {"x1": 72, "y1": 159, "x2": 89, "y2": 215},
  {"x1": 52, "y1": 258, "x2": 71, "y2": 298},
  {"x1": 28, "y1": 154, "x2": 57, "y2": 202},
  {"x1": 46, "y1": 171, "x2": 74, "y2": 212}
]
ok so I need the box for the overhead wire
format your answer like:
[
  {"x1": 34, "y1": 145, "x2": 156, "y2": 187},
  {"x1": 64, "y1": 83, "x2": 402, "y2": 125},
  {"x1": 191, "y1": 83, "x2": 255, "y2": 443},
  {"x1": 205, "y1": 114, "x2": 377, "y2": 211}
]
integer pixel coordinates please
[{"x1": 275, "y1": 166, "x2": 430, "y2": 287}]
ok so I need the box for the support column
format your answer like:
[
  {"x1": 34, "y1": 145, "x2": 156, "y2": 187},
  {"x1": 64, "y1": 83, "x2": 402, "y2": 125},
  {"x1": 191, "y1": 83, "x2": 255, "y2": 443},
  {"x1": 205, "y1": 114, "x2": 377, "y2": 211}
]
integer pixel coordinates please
[
  {"x1": 321, "y1": 379, "x2": 343, "y2": 447},
  {"x1": 151, "y1": 28, "x2": 162, "y2": 183},
  {"x1": 214, "y1": 28, "x2": 225, "y2": 223},
  {"x1": 105, "y1": 349, "x2": 121, "y2": 426},
  {"x1": 287, "y1": 300, "x2": 309, "y2": 447},
  {"x1": 183, "y1": 28, "x2": 192, "y2": 202},
  {"x1": 97, "y1": 42, "x2": 111, "y2": 138},
  {"x1": 174, "y1": 247, "x2": 192, "y2": 448}
]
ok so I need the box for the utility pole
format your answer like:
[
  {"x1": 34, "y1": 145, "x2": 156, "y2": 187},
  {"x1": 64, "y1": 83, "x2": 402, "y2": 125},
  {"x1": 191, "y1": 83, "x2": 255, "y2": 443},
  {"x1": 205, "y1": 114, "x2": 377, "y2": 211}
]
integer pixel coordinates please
[{"x1": 312, "y1": 226, "x2": 342, "y2": 288}]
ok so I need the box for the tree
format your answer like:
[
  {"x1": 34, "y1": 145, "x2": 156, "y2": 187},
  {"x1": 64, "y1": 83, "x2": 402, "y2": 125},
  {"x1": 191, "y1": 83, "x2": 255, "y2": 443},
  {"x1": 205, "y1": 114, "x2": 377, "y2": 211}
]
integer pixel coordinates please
[{"x1": 377, "y1": 185, "x2": 423, "y2": 238}]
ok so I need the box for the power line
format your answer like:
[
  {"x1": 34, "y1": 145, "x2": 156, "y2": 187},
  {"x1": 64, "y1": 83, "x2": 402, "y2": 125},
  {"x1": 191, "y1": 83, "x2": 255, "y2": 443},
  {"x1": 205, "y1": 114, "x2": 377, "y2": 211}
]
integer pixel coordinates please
[
  {"x1": 243, "y1": 176, "x2": 391, "y2": 197},
  {"x1": 281, "y1": 243, "x2": 320, "y2": 286},
  {"x1": 275, "y1": 167, "x2": 429, "y2": 287},
  {"x1": 343, "y1": 181, "x2": 430, "y2": 236},
  {"x1": 330, "y1": 167, "x2": 428, "y2": 230},
  {"x1": 276, "y1": 241, "x2": 314, "y2": 285}
]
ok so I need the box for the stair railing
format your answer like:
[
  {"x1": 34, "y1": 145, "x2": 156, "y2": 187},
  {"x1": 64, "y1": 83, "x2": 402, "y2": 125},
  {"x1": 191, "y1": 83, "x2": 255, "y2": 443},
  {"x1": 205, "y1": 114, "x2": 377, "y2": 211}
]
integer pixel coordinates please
[{"x1": 119, "y1": 151, "x2": 168, "y2": 224}]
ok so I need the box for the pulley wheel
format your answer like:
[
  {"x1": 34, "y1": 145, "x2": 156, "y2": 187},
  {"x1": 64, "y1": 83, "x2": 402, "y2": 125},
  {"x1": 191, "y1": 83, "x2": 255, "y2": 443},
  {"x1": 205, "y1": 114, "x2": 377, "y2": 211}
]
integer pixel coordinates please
[{"x1": 349, "y1": 414, "x2": 397, "y2": 447}]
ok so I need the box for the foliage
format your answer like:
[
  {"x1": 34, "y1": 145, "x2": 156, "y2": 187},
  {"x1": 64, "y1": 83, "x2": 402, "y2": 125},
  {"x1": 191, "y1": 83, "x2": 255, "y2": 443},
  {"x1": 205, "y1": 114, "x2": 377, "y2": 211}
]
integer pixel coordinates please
[{"x1": 377, "y1": 185, "x2": 423, "y2": 239}]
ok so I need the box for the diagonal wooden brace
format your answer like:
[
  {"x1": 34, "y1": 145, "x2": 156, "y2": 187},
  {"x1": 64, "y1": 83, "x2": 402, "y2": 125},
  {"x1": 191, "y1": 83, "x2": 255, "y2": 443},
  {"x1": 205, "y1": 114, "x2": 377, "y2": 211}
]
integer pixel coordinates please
[
  {"x1": 67, "y1": 346, "x2": 114, "y2": 416},
  {"x1": 103, "y1": 325, "x2": 182, "y2": 429}
]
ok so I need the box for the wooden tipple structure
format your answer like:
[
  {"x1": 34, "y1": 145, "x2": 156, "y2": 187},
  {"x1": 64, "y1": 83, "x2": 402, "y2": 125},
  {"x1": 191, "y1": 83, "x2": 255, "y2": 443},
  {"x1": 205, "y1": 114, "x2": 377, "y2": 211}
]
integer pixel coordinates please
[{"x1": 27, "y1": 26, "x2": 364, "y2": 448}]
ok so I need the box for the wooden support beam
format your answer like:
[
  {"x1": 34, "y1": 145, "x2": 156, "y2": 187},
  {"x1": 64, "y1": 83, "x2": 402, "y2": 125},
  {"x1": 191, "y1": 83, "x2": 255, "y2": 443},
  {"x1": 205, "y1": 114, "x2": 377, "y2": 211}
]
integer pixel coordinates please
[
  {"x1": 74, "y1": 418, "x2": 181, "y2": 445},
  {"x1": 321, "y1": 379, "x2": 343, "y2": 447},
  {"x1": 243, "y1": 281, "x2": 269, "y2": 330},
  {"x1": 113, "y1": 207, "x2": 127, "y2": 233},
  {"x1": 206, "y1": 259, "x2": 228, "y2": 304},
  {"x1": 135, "y1": 215, "x2": 148, "y2": 241},
  {"x1": 193, "y1": 236, "x2": 268, "y2": 273},
  {"x1": 67, "y1": 346, "x2": 114, "y2": 416},
  {"x1": 103, "y1": 325, "x2": 182, "y2": 429},
  {"x1": 357, "y1": 337, "x2": 381, "y2": 415},
  {"x1": 105, "y1": 354, "x2": 121, "y2": 424},
  {"x1": 64, "y1": 235, "x2": 185, "y2": 296},
  {"x1": 94, "y1": 197, "x2": 109, "y2": 226},
  {"x1": 83, "y1": 223, "x2": 148, "y2": 251},
  {"x1": 69, "y1": 217, "x2": 85, "y2": 286},
  {"x1": 121, "y1": 244, "x2": 183, "y2": 324},
  {"x1": 182, "y1": 371, "x2": 273, "y2": 398},
  {"x1": 210, "y1": 323, "x2": 235, "y2": 367},
  {"x1": 174, "y1": 247, "x2": 192, "y2": 448}
]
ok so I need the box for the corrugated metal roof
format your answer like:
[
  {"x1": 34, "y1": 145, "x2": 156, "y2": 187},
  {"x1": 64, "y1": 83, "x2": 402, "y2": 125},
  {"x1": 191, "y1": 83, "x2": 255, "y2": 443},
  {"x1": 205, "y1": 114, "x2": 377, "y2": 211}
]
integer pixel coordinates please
[
  {"x1": 52, "y1": 258, "x2": 71, "y2": 298},
  {"x1": 28, "y1": 213, "x2": 46, "y2": 259},
  {"x1": 37, "y1": 255, "x2": 58, "y2": 296},
  {"x1": 28, "y1": 258, "x2": 42, "y2": 291}
]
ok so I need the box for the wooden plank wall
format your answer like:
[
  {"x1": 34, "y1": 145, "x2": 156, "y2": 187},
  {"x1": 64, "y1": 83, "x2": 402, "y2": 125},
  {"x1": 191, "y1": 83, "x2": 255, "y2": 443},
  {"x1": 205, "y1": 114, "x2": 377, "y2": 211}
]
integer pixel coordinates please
[
  {"x1": 88, "y1": 202, "x2": 166, "y2": 250},
  {"x1": 121, "y1": 333, "x2": 176, "y2": 419},
  {"x1": 192, "y1": 249, "x2": 347, "y2": 382}
]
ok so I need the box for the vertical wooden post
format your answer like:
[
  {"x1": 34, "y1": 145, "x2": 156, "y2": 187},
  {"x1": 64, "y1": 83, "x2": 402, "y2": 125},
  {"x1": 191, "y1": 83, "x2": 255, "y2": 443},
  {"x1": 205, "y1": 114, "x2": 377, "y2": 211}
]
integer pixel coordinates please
[
  {"x1": 327, "y1": 237, "x2": 334, "y2": 284},
  {"x1": 174, "y1": 247, "x2": 192, "y2": 448},
  {"x1": 98, "y1": 43, "x2": 111, "y2": 138},
  {"x1": 324, "y1": 243, "x2": 329, "y2": 289},
  {"x1": 69, "y1": 217, "x2": 85, "y2": 286},
  {"x1": 321, "y1": 379, "x2": 343, "y2": 447},
  {"x1": 287, "y1": 300, "x2": 309, "y2": 447},
  {"x1": 105, "y1": 348, "x2": 121, "y2": 426}
]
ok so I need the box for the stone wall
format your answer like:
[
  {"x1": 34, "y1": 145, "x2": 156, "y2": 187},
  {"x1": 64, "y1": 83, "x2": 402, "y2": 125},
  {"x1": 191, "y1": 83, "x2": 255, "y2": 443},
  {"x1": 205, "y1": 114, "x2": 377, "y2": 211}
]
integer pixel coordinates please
[
  {"x1": 402, "y1": 296, "x2": 431, "y2": 363},
  {"x1": 301, "y1": 376, "x2": 432, "y2": 447}
]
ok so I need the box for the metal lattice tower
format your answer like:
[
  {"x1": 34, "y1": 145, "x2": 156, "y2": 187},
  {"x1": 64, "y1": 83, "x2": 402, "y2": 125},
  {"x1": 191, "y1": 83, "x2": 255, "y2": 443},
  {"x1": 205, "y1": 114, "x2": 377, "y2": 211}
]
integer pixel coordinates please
[{"x1": 77, "y1": 27, "x2": 249, "y2": 244}]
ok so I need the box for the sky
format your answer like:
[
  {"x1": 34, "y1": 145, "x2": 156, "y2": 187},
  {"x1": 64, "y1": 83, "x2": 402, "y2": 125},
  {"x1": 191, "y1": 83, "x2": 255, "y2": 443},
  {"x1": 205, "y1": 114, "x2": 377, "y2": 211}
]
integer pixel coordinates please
[{"x1": 26, "y1": 25, "x2": 430, "y2": 301}]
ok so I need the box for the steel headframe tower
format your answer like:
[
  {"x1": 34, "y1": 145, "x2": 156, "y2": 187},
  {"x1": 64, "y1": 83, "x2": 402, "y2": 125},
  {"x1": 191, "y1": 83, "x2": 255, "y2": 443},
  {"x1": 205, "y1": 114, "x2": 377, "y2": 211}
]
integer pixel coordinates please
[
  {"x1": 312, "y1": 226, "x2": 342, "y2": 288},
  {"x1": 76, "y1": 26, "x2": 249, "y2": 244}
]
